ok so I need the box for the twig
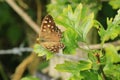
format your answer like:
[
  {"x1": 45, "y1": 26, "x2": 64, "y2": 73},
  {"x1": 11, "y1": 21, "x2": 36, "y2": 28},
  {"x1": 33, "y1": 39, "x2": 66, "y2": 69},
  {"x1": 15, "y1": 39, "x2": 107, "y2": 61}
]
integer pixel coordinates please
[
  {"x1": 95, "y1": 53, "x2": 106, "y2": 80},
  {"x1": 0, "y1": 47, "x2": 32, "y2": 55},
  {"x1": 5, "y1": 0, "x2": 40, "y2": 34},
  {"x1": 82, "y1": 40, "x2": 120, "y2": 50},
  {"x1": 36, "y1": 0, "x2": 42, "y2": 25},
  {"x1": 0, "y1": 40, "x2": 120, "y2": 55},
  {"x1": 11, "y1": 53, "x2": 36, "y2": 80}
]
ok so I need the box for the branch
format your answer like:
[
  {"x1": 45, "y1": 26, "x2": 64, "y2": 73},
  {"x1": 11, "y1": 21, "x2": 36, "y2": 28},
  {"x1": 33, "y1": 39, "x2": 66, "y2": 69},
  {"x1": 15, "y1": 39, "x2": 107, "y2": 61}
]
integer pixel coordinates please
[
  {"x1": 11, "y1": 53, "x2": 36, "y2": 80},
  {"x1": 82, "y1": 40, "x2": 120, "y2": 50},
  {"x1": 5, "y1": 0, "x2": 40, "y2": 34},
  {"x1": 0, "y1": 47, "x2": 32, "y2": 55},
  {"x1": 0, "y1": 40, "x2": 120, "y2": 60},
  {"x1": 0, "y1": 40, "x2": 120, "y2": 55}
]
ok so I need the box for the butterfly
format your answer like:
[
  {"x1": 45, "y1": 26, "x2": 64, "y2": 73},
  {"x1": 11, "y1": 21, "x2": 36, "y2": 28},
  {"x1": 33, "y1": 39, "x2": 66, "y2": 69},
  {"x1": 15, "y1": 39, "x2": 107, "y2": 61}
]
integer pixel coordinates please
[{"x1": 37, "y1": 15, "x2": 64, "y2": 53}]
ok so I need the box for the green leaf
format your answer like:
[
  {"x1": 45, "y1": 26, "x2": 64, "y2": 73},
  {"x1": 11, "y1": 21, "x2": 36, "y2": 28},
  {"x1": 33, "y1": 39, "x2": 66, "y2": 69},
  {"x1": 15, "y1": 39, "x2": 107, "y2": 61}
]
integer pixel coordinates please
[
  {"x1": 113, "y1": 9, "x2": 120, "y2": 24},
  {"x1": 109, "y1": 0, "x2": 120, "y2": 9},
  {"x1": 80, "y1": 13, "x2": 94, "y2": 41},
  {"x1": 104, "y1": 45, "x2": 120, "y2": 79},
  {"x1": 55, "y1": 3, "x2": 94, "y2": 54},
  {"x1": 98, "y1": 9, "x2": 120, "y2": 43},
  {"x1": 46, "y1": 51, "x2": 54, "y2": 60},
  {"x1": 55, "y1": 60, "x2": 92, "y2": 73},
  {"x1": 33, "y1": 44, "x2": 46, "y2": 56},
  {"x1": 105, "y1": 45, "x2": 120, "y2": 63},
  {"x1": 73, "y1": 4, "x2": 94, "y2": 42},
  {"x1": 81, "y1": 70, "x2": 102, "y2": 80},
  {"x1": 104, "y1": 63, "x2": 120, "y2": 80},
  {"x1": 55, "y1": 60, "x2": 93, "y2": 80},
  {"x1": 78, "y1": 60, "x2": 92, "y2": 71},
  {"x1": 62, "y1": 28, "x2": 78, "y2": 54},
  {"x1": 33, "y1": 44, "x2": 53, "y2": 60},
  {"x1": 55, "y1": 61, "x2": 79, "y2": 73},
  {"x1": 69, "y1": 72, "x2": 83, "y2": 80},
  {"x1": 21, "y1": 76, "x2": 40, "y2": 80}
]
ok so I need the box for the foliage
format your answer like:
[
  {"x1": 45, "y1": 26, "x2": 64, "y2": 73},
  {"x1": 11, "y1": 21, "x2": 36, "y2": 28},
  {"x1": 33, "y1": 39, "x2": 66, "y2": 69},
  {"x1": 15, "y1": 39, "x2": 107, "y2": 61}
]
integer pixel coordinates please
[
  {"x1": 104, "y1": 45, "x2": 120, "y2": 80},
  {"x1": 0, "y1": 0, "x2": 120, "y2": 80},
  {"x1": 109, "y1": 0, "x2": 120, "y2": 9},
  {"x1": 34, "y1": 3, "x2": 94, "y2": 55},
  {"x1": 34, "y1": 44, "x2": 53, "y2": 60},
  {"x1": 21, "y1": 76, "x2": 40, "y2": 80},
  {"x1": 34, "y1": 1, "x2": 120, "y2": 79},
  {"x1": 0, "y1": 3, "x2": 25, "y2": 46},
  {"x1": 98, "y1": 9, "x2": 120, "y2": 44},
  {"x1": 54, "y1": 8, "x2": 120, "y2": 79},
  {"x1": 47, "y1": 0, "x2": 101, "y2": 17},
  {"x1": 55, "y1": 4, "x2": 94, "y2": 54}
]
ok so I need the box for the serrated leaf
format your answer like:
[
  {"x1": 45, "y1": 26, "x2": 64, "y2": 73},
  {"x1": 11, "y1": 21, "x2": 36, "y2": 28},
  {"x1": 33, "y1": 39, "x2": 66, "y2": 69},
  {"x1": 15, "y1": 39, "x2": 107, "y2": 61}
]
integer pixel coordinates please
[
  {"x1": 104, "y1": 63, "x2": 120, "y2": 80},
  {"x1": 81, "y1": 70, "x2": 101, "y2": 80},
  {"x1": 78, "y1": 60, "x2": 92, "y2": 71},
  {"x1": 21, "y1": 76, "x2": 40, "y2": 80},
  {"x1": 62, "y1": 28, "x2": 78, "y2": 54},
  {"x1": 74, "y1": 3, "x2": 82, "y2": 24},
  {"x1": 81, "y1": 13, "x2": 94, "y2": 41},
  {"x1": 69, "y1": 72, "x2": 83, "y2": 80},
  {"x1": 55, "y1": 61, "x2": 79, "y2": 73},
  {"x1": 98, "y1": 9, "x2": 120, "y2": 43},
  {"x1": 33, "y1": 44, "x2": 53, "y2": 59},
  {"x1": 113, "y1": 9, "x2": 120, "y2": 24},
  {"x1": 46, "y1": 52, "x2": 54, "y2": 60},
  {"x1": 105, "y1": 45, "x2": 120, "y2": 63},
  {"x1": 55, "y1": 3, "x2": 94, "y2": 54},
  {"x1": 55, "y1": 60, "x2": 92, "y2": 74},
  {"x1": 33, "y1": 44, "x2": 47, "y2": 56},
  {"x1": 109, "y1": 0, "x2": 120, "y2": 9}
]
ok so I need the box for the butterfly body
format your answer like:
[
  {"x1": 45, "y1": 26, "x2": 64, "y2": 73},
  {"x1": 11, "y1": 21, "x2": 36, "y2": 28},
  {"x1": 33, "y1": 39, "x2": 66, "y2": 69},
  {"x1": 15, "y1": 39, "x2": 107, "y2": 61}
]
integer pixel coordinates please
[{"x1": 38, "y1": 15, "x2": 64, "y2": 53}]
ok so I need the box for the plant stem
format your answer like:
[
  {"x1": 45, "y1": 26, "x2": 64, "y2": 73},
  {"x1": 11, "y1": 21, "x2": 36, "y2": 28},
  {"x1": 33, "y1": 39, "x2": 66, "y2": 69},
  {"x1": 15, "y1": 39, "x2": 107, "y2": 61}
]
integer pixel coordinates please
[{"x1": 96, "y1": 53, "x2": 106, "y2": 80}]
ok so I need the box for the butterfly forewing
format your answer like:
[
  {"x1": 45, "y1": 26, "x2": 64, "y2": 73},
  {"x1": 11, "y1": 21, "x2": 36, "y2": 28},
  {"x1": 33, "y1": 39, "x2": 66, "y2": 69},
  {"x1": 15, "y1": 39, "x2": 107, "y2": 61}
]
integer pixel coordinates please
[{"x1": 39, "y1": 15, "x2": 64, "y2": 53}]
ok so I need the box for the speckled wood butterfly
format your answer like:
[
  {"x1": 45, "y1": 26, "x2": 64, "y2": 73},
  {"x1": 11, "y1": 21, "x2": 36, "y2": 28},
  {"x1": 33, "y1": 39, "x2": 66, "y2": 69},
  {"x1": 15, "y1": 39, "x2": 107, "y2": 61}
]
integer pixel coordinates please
[{"x1": 37, "y1": 15, "x2": 64, "y2": 53}]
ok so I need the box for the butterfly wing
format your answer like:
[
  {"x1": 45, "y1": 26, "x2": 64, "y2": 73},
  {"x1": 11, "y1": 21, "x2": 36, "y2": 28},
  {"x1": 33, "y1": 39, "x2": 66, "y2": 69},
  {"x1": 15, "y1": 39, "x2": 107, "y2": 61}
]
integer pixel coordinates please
[
  {"x1": 41, "y1": 42, "x2": 64, "y2": 53},
  {"x1": 39, "y1": 15, "x2": 62, "y2": 42},
  {"x1": 39, "y1": 15, "x2": 64, "y2": 53}
]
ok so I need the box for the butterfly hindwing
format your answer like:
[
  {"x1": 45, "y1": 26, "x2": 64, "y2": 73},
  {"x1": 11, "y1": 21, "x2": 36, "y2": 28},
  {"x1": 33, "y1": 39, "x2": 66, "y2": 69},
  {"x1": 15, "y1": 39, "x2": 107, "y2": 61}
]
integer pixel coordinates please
[{"x1": 41, "y1": 42, "x2": 64, "y2": 53}]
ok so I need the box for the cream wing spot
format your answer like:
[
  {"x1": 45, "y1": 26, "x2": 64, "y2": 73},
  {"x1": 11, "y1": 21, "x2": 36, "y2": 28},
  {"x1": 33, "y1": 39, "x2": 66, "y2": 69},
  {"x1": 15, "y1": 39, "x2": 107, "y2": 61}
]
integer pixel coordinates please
[
  {"x1": 47, "y1": 24, "x2": 50, "y2": 27},
  {"x1": 44, "y1": 20, "x2": 48, "y2": 23}
]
